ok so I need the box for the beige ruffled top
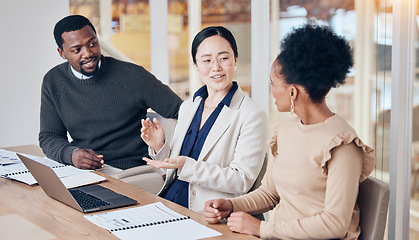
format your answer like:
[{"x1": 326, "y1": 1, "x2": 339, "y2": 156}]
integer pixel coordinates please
[{"x1": 230, "y1": 115, "x2": 375, "y2": 240}]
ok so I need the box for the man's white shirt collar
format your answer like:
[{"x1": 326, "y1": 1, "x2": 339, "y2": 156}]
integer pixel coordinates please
[{"x1": 70, "y1": 60, "x2": 101, "y2": 79}]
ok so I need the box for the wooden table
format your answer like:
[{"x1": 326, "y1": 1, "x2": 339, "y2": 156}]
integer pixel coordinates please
[{"x1": 0, "y1": 145, "x2": 258, "y2": 240}]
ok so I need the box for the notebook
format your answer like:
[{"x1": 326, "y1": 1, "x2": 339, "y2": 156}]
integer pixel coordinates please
[
  {"x1": 85, "y1": 201, "x2": 222, "y2": 240},
  {"x1": 18, "y1": 154, "x2": 137, "y2": 213},
  {"x1": 1, "y1": 153, "x2": 106, "y2": 187}
]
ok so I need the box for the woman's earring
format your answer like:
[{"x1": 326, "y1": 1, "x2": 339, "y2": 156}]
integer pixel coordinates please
[
  {"x1": 234, "y1": 65, "x2": 237, "y2": 71},
  {"x1": 290, "y1": 98, "x2": 295, "y2": 115}
]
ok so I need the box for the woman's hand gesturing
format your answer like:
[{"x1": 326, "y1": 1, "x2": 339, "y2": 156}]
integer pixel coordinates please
[{"x1": 141, "y1": 117, "x2": 165, "y2": 153}]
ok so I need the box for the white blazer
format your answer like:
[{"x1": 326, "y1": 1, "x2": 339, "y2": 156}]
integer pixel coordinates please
[{"x1": 150, "y1": 87, "x2": 268, "y2": 212}]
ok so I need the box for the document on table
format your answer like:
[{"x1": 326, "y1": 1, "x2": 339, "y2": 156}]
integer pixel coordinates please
[
  {"x1": 85, "y1": 202, "x2": 222, "y2": 240},
  {"x1": 0, "y1": 150, "x2": 105, "y2": 187},
  {"x1": 0, "y1": 149, "x2": 38, "y2": 165}
]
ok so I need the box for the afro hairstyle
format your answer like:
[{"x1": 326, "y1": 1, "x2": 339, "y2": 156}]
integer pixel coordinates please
[{"x1": 276, "y1": 23, "x2": 353, "y2": 103}]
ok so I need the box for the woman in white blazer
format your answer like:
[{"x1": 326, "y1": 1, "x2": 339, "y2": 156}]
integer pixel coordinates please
[{"x1": 141, "y1": 26, "x2": 268, "y2": 212}]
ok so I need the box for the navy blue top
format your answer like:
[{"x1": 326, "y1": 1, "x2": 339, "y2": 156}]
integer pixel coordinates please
[{"x1": 163, "y1": 82, "x2": 238, "y2": 208}]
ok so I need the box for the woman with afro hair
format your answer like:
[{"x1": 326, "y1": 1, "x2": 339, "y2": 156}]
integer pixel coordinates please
[{"x1": 204, "y1": 23, "x2": 376, "y2": 240}]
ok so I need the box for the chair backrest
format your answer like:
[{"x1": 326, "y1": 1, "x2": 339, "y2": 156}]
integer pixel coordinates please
[
  {"x1": 357, "y1": 176, "x2": 390, "y2": 240},
  {"x1": 248, "y1": 153, "x2": 268, "y2": 193},
  {"x1": 146, "y1": 111, "x2": 177, "y2": 146},
  {"x1": 247, "y1": 153, "x2": 268, "y2": 221}
]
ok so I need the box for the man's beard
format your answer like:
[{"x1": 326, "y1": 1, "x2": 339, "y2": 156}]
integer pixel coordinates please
[{"x1": 80, "y1": 62, "x2": 99, "y2": 76}]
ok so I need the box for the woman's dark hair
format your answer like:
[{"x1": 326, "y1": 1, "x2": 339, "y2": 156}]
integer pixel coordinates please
[
  {"x1": 276, "y1": 23, "x2": 353, "y2": 103},
  {"x1": 191, "y1": 26, "x2": 238, "y2": 64},
  {"x1": 54, "y1": 15, "x2": 96, "y2": 50}
]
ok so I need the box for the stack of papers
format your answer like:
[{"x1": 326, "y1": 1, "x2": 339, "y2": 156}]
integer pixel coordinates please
[
  {"x1": 0, "y1": 149, "x2": 36, "y2": 165},
  {"x1": 0, "y1": 149, "x2": 106, "y2": 188}
]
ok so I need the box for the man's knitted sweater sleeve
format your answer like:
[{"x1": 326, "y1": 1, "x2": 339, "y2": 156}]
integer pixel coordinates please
[{"x1": 39, "y1": 67, "x2": 77, "y2": 165}]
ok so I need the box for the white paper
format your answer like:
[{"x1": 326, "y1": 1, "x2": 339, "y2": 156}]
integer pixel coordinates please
[
  {"x1": 3, "y1": 170, "x2": 38, "y2": 185},
  {"x1": 0, "y1": 153, "x2": 103, "y2": 187},
  {"x1": 0, "y1": 157, "x2": 65, "y2": 185},
  {"x1": 0, "y1": 149, "x2": 38, "y2": 165},
  {"x1": 85, "y1": 202, "x2": 221, "y2": 240},
  {"x1": 0, "y1": 156, "x2": 63, "y2": 177},
  {"x1": 61, "y1": 172, "x2": 106, "y2": 189},
  {"x1": 114, "y1": 218, "x2": 221, "y2": 240}
]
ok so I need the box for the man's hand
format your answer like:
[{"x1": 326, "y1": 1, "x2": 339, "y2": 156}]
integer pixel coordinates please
[
  {"x1": 227, "y1": 212, "x2": 261, "y2": 237},
  {"x1": 204, "y1": 199, "x2": 233, "y2": 224},
  {"x1": 72, "y1": 149, "x2": 104, "y2": 169}
]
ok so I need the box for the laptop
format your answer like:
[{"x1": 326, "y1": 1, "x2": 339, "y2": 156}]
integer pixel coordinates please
[{"x1": 18, "y1": 154, "x2": 137, "y2": 213}]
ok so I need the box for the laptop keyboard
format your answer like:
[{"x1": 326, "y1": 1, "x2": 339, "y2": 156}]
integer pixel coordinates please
[{"x1": 69, "y1": 188, "x2": 112, "y2": 210}]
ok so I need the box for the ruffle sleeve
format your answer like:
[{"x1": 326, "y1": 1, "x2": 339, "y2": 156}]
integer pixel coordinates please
[
  {"x1": 268, "y1": 124, "x2": 280, "y2": 158},
  {"x1": 320, "y1": 130, "x2": 375, "y2": 183}
]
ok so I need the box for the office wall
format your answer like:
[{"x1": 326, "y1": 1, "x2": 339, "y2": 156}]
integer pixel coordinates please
[{"x1": 0, "y1": 1, "x2": 69, "y2": 147}]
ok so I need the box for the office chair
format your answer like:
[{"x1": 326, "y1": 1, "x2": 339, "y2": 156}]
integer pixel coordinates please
[
  {"x1": 247, "y1": 153, "x2": 268, "y2": 221},
  {"x1": 249, "y1": 153, "x2": 268, "y2": 193},
  {"x1": 411, "y1": 141, "x2": 419, "y2": 197},
  {"x1": 357, "y1": 176, "x2": 390, "y2": 240}
]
